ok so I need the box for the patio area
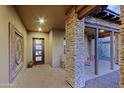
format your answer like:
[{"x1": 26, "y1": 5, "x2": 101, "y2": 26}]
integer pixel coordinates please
[
  {"x1": 85, "y1": 70, "x2": 120, "y2": 88},
  {"x1": 85, "y1": 60, "x2": 120, "y2": 81}
]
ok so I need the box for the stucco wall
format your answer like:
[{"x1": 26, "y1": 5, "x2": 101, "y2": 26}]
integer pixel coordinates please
[
  {"x1": 48, "y1": 29, "x2": 65, "y2": 68},
  {"x1": 0, "y1": 6, "x2": 27, "y2": 87},
  {"x1": 27, "y1": 29, "x2": 65, "y2": 68},
  {"x1": 49, "y1": 30, "x2": 53, "y2": 66},
  {"x1": 86, "y1": 36, "x2": 119, "y2": 61},
  {"x1": 52, "y1": 29, "x2": 65, "y2": 68},
  {"x1": 84, "y1": 33, "x2": 91, "y2": 62},
  {"x1": 27, "y1": 32, "x2": 49, "y2": 64}
]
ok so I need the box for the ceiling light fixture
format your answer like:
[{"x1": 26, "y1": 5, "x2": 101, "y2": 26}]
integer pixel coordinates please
[
  {"x1": 100, "y1": 29, "x2": 104, "y2": 33},
  {"x1": 37, "y1": 17, "x2": 46, "y2": 25},
  {"x1": 38, "y1": 27, "x2": 42, "y2": 32}
]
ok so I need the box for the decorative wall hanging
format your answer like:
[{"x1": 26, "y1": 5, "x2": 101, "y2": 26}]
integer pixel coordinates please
[{"x1": 9, "y1": 22, "x2": 24, "y2": 83}]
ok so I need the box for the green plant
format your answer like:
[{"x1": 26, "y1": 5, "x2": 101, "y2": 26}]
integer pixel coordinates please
[
  {"x1": 27, "y1": 61, "x2": 34, "y2": 68},
  {"x1": 28, "y1": 61, "x2": 33, "y2": 65}
]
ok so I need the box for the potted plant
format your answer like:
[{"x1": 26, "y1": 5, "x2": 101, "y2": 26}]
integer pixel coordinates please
[{"x1": 27, "y1": 61, "x2": 34, "y2": 68}]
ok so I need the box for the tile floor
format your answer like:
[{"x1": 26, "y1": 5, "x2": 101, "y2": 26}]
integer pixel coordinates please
[
  {"x1": 10, "y1": 64, "x2": 71, "y2": 88},
  {"x1": 9, "y1": 61, "x2": 120, "y2": 88}
]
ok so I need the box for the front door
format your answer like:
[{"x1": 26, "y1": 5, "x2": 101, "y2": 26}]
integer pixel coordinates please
[{"x1": 33, "y1": 38, "x2": 44, "y2": 64}]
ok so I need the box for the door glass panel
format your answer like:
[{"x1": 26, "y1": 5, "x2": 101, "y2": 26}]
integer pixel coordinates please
[
  {"x1": 35, "y1": 40, "x2": 41, "y2": 44},
  {"x1": 33, "y1": 38, "x2": 44, "y2": 63},
  {"x1": 36, "y1": 56, "x2": 42, "y2": 61},
  {"x1": 35, "y1": 51, "x2": 42, "y2": 55},
  {"x1": 35, "y1": 44, "x2": 42, "y2": 50}
]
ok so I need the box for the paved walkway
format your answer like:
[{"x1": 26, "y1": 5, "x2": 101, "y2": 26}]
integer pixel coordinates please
[{"x1": 85, "y1": 70, "x2": 120, "y2": 88}]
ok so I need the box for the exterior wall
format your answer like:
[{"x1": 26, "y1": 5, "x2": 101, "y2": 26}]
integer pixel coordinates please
[
  {"x1": 84, "y1": 33, "x2": 89, "y2": 62},
  {"x1": 115, "y1": 33, "x2": 121, "y2": 64},
  {"x1": 52, "y1": 29, "x2": 65, "y2": 68},
  {"x1": 120, "y1": 6, "x2": 124, "y2": 87},
  {"x1": 27, "y1": 29, "x2": 65, "y2": 68},
  {"x1": 49, "y1": 30, "x2": 53, "y2": 66},
  {"x1": 115, "y1": 33, "x2": 119, "y2": 64},
  {"x1": 65, "y1": 7, "x2": 85, "y2": 87},
  {"x1": 27, "y1": 32, "x2": 49, "y2": 64},
  {"x1": 118, "y1": 34, "x2": 121, "y2": 64},
  {"x1": 84, "y1": 33, "x2": 92, "y2": 62},
  {"x1": 49, "y1": 29, "x2": 65, "y2": 68},
  {"x1": 84, "y1": 35, "x2": 120, "y2": 62},
  {"x1": 98, "y1": 37, "x2": 111, "y2": 58},
  {"x1": 91, "y1": 39, "x2": 95, "y2": 60},
  {"x1": 0, "y1": 6, "x2": 27, "y2": 87}
]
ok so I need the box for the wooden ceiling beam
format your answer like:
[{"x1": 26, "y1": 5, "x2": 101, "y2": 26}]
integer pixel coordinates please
[
  {"x1": 96, "y1": 12, "x2": 107, "y2": 18},
  {"x1": 75, "y1": 5, "x2": 85, "y2": 13},
  {"x1": 110, "y1": 17, "x2": 120, "y2": 21},
  {"x1": 111, "y1": 19, "x2": 120, "y2": 23},
  {"x1": 107, "y1": 15, "x2": 116, "y2": 21},
  {"x1": 65, "y1": 5, "x2": 74, "y2": 15},
  {"x1": 78, "y1": 5, "x2": 97, "y2": 19},
  {"x1": 103, "y1": 14, "x2": 113, "y2": 20},
  {"x1": 99, "y1": 12, "x2": 109, "y2": 18}
]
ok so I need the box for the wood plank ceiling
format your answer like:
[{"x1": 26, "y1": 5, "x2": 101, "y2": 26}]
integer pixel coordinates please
[
  {"x1": 90, "y1": 5, "x2": 120, "y2": 24},
  {"x1": 14, "y1": 5, "x2": 71, "y2": 32}
]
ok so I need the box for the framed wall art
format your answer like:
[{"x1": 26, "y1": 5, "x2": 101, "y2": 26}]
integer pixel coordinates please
[{"x1": 9, "y1": 22, "x2": 24, "y2": 83}]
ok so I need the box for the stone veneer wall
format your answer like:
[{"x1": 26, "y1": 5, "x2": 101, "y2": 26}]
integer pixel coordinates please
[
  {"x1": 120, "y1": 6, "x2": 124, "y2": 88},
  {"x1": 65, "y1": 7, "x2": 85, "y2": 88},
  {"x1": 115, "y1": 33, "x2": 119, "y2": 64}
]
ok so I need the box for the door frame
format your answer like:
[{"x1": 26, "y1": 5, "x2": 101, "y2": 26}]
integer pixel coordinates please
[{"x1": 32, "y1": 38, "x2": 45, "y2": 64}]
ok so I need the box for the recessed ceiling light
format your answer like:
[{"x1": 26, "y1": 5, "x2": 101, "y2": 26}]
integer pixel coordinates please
[
  {"x1": 37, "y1": 17, "x2": 46, "y2": 25},
  {"x1": 38, "y1": 27, "x2": 42, "y2": 31},
  {"x1": 100, "y1": 29, "x2": 104, "y2": 33}
]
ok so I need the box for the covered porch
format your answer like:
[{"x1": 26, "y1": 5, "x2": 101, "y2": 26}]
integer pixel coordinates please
[
  {"x1": 84, "y1": 16, "x2": 121, "y2": 81},
  {"x1": 65, "y1": 5, "x2": 121, "y2": 87}
]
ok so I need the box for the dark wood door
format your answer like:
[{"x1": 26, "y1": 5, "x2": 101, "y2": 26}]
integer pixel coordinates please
[{"x1": 33, "y1": 38, "x2": 44, "y2": 64}]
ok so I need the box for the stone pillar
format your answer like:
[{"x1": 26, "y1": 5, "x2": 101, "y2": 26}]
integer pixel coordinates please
[
  {"x1": 65, "y1": 7, "x2": 85, "y2": 88},
  {"x1": 115, "y1": 33, "x2": 119, "y2": 64},
  {"x1": 95, "y1": 28, "x2": 99, "y2": 75},
  {"x1": 110, "y1": 31, "x2": 114, "y2": 70},
  {"x1": 120, "y1": 6, "x2": 124, "y2": 88},
  {"x1": 118, "y1": 33, "x2": 121, "y2": 65}
]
